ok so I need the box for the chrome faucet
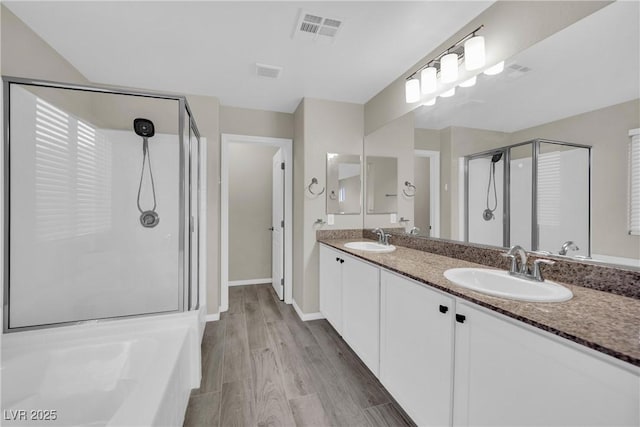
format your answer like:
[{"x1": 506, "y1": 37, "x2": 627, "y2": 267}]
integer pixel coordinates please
[
  {"x1": 372, "y1": 228, "x2": 384, "y2": 244},
  {"x1": 408, "y1": 226, "x2": 420, "y2": 235},
  {"x1": 558, "y1": 241, "x2": 579, "y2": 256},
  {"x1": 503, "y1": 245, "x2": 528, "y2": 275},
  {"x1": 502, "y1": 245, "x2": 555, "y2": 282}
]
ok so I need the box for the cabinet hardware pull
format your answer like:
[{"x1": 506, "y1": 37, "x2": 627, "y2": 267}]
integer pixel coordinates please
[
  {"x1": 456, "y1": 314, "x2": 466, "y2": 324},
  {"x1": 340, "y1": 259, "x2": 344, "y2": 264},
  {"x1": 336, "y1": 257, "x2": 340, "y2": 262},
  {"x1": 439, "y1": 305, "x2": 449, "y2": 314}
]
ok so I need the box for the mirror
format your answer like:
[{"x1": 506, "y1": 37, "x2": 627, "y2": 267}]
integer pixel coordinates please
[
  {"x1": 365, "y1": 156, "x2": 398, "y2": 214},
  {"x1": 326, "y1": 153, "x2": 361, "y2": 214},
  {"x1": 396, "y1": 1, "x2": 639, "y2": 268}
]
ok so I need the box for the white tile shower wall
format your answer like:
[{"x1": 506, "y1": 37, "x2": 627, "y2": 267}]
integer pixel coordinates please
[
  {"x1": 467, "y1": 157, "x2": 504, "y2": 247},
  {"x1": 9, "y1": 85, "x2": 181, "y2": 328}
]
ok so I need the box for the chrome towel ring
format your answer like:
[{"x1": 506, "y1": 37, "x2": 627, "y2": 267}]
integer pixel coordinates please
[
  {"x1": 403, "y1": 181, "x2": 416, "y2": 197},
  {"x1": 307, "y1": 177, "x2": 325, "y2": 196}
]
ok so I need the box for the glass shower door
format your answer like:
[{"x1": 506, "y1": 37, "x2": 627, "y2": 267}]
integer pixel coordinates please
[
  {"x1": 536, "y1": 142, "x2": 590, "y2": 256},
  {"x1": 6, "y1": 81, "x2": 186, "y2": 330}
]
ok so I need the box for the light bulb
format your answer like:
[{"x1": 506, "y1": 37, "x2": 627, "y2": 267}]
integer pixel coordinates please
[
  {"x1": 421, "y1": 67, "x2": 437, "y2": 94},
  {"x1": 440, "y1": 53, "x2": 459, "y2": 83},
  {"x1": 483, "y1": 61, "x2": 504, "y2": 76},
  {"x1": 423, "y1": 98, "x2": 436, "y2": 106},
  {"x1": 405, "y1": 78, "x2": 420, "y2": 103},
  {"x1": 464, "y1": 35, "x2": 485, "y2": 70},
  {"x1": 459, "y1": 76, "x2": 477, "y2": 88},
  {"x1": 440, "y1": 87, "x2": 456, "y2": 98}
]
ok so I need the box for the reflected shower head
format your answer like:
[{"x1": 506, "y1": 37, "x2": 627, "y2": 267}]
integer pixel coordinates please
[
  {"x1": 491, "y1": 152, "x2": 503, "y2": 163},
  {"x1": 134, "y1": 118, "x2": 155, "y2": 138}
]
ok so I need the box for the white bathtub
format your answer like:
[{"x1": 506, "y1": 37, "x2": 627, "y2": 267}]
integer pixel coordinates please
[{"x1": 1, "y1": 311, "x2": 202, "y2": 426}]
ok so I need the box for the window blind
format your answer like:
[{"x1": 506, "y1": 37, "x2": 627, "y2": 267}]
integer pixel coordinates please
[{"x1": 629, "y1": 129, "x2": 640, "y2": 235}]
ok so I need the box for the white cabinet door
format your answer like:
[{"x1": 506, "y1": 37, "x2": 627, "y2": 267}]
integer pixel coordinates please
[
  {"x1": 453, "y1": 301, "x2": 640, "y2": 427},
  {"x1": 342, "y1": 253, "x2": 381, "y2": 377},
  {"x1": 380, "y1": 270, "x2": 455, "y2": 427},
  {"x1": 319, "y1": 245, "x2": 343, "y2": 334}
]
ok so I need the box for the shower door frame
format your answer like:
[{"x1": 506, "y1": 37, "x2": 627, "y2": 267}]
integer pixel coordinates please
[
  {"x1": 2, "y1": 76, "x2": 201, "y2": 332},
  {"x1": 463, "y1": 139, "x2": 592, "y2": 254}
]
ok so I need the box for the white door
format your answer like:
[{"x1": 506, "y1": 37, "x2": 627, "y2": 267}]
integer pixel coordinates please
[
  {"x1": 271, "y1": 149, "x2": 284, "y2": 300},
  {"x1": 319, "y1": 245, "x2": 343, "y2": 334}
]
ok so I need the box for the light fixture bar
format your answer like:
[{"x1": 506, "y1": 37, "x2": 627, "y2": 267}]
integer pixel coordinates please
[{"x1": 405, "y1": 25, "x2": 484, "y2": 81}]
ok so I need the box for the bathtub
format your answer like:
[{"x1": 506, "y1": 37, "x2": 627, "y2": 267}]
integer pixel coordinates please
[{"x1": 1, "y1": 310, "x2": 202, "y2": 426}]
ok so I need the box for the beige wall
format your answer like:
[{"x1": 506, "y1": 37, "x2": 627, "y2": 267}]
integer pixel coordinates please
[
  {"x1": 220, "y1": 106, "x2": 293, "y2": 139},
  {"x1": 295, "y1": 98, "x2": 364, "y2": 313},
  {"x1": 228, "y1": 144, "x2": 278, "y2": 281},
  {"x1": 364, "y1": 1, "x2": 610, "y2": 135},
  {"x1": 414, "y1": 157, "x2": 431, "y2": 234},
  {"x1": 364, "y1": 112, "x2": 415, "y2": 229},
  {"x1": 1, "y1": 6, "x2": 222, "y2": 316},
  {"x1": 510, "y1": 99, "x2": 640, "y2": 259},
  {"x1": 415, "y1": 128, "x2": 441, "y2": 152}
]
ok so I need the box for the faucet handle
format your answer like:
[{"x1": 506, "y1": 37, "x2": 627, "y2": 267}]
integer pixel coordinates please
[
  {"x1": 501, "y1": 252, "x2": 518, "y2": 274},
  {"x1": 383, "y1": 233, "x2": 392, "y2": 245},
  {"x1": 532, "y1": 258, "x2": 555, "y2": 282}
]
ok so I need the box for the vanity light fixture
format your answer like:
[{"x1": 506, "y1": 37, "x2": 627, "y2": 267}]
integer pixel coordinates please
[
  {"x1": 464, "y1": 35, "x2": 485, "y2": 70},
  {"x1": 404, "y1": 25, "x2": 485, "y2": 104},
  {"x1": 440, "y1": 87, "x2": 456, "y2": 98},
  {"x1": 459, "y1": 76, "x2": 477, "y2": 88},
  {"x1": 420, "y1": 66, "x2": 438, "y2": 94},
  {"x1": 440, "y1": 52, "x2": 459, "y2": 83},
  {"x1": 405, "y1": 78, "x2": 421, "y2": 103},
  {"x1": 484, "y1": 61, "x2": 505, "y2": 75}
]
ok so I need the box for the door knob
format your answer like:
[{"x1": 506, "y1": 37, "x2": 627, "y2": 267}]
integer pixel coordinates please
[{"x1": 268, "y1": 227, "x2": 274, "y2": 231}]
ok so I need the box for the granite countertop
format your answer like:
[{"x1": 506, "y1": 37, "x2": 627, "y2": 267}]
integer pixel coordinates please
[{"x1": 318, "y1": 238, "x2": 640, "y2": 368}]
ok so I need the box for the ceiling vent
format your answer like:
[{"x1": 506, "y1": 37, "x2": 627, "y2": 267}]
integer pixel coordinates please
[
  {"x1": 293, "y1": 10, "x2": 343, "y2": 42},
  {"x1": 256, "y1": 63, "x2": 283, "y2": 79},
  {"x1": 506, "y1": 63, "x2": 532, "y2": 79}
]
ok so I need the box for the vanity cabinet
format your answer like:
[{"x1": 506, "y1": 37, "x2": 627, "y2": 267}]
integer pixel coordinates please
[
  {"x1": 379, "y1": 270, "x2": 455, "y2": 427},
  {"x1": 319, "y1": 245, "x2": 344, "y2": 334},
  {"x1": 319, "y1": 245, "x2": 380, "y2": 376},
  {"x1": 453, "y1": 301, "x2": 639, "y2": 427},
  {"x1": 319, "y1": 245, "x2": 639, "y2": 427}
]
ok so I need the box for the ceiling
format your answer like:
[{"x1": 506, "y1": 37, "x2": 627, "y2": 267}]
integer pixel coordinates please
[
  {"x1": 5, "y1": 1, "x2": 493, "y2": 113},
  {"x1": 414, "y1": 1, "x2": 640, "y2": 133}
]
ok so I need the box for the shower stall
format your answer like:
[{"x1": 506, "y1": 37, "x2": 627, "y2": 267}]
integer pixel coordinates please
[
  {"x1": 464, "y1": 139, "x2": 591, "y2": 256},
  {"x1": 2, "y1": 77, "x2": 202, "y2": 331}
]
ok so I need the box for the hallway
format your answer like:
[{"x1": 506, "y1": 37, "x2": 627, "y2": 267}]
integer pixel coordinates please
[{"x1": 184, "y1": 284, "x2": 414, "y2": 426}]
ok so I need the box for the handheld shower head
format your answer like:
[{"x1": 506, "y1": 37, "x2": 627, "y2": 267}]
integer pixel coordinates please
[{"x1": 134, "y1": 118, "x2": 155, "y2": 138}]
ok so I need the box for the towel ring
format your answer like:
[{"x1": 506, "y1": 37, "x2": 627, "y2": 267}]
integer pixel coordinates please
[
  {"x1": 307, "y1": 177, "x2": 325, "y2": 196},
  {"x1": 402, "y1": 181, "x2": 416, "y2": 197}
]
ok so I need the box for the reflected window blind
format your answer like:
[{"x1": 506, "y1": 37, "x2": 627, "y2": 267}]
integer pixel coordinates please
[
  {"x1": 537, "y1": 151, "x2": 561, "y2": 227},
  {"x1": 629, "y1": 130, "x2": 640, "y2": 235},
  {"x1": 35, "y1": 98, "x2": 72, "y2": 240},
  {"x1": 34, "y1": 97, "x2": 112, "y2": 241}
]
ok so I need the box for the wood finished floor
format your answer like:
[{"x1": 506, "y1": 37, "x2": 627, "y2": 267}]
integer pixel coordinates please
[{"x1": 183, "y1": 284, "x2": 415, "y2": 427}]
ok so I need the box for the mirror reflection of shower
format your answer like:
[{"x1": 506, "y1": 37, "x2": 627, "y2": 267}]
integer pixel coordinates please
[
  {"x1": 134, "y1": 118, "x2": 160, "y2": 228},
  {"x1": 483, "y1": 152, "x2": 503, "y2": 221}
]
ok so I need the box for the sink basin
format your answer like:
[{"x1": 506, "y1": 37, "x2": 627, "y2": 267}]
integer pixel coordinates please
[
  {"x1": 344, "y1": 241, "x2": 396, "y2": 253},
  {"x1": 443, "y1": 268, "x2": 573, "y2": 302}
]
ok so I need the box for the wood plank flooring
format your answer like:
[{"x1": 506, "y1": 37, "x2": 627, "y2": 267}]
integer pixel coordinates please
[{"x1": 184, "y1": 284, "x2": 415, "y2": 427}]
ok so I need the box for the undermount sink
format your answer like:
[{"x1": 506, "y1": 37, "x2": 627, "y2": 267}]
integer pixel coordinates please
[
  {"x1": 444, "y1": 268, "x2": 573, "y2": 302},
  {"x1": 344, "y1": 241, "x2": 396, "y2": 253}
]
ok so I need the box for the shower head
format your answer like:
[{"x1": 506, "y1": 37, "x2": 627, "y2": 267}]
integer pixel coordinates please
[
  {"x1": 134, "y1": 118, "x2": 155, "y2": 138},
  {"x1": 491, "y1": 152, "x2": 503, "y2": 163}
]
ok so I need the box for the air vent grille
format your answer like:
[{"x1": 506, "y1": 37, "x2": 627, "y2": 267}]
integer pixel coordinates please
[
  {"x1": 293, "y1": 10, "x2": 344, "y2": 42},
  {"x1": 256, "y1": 63, "x2": 283, "y2": 79}
]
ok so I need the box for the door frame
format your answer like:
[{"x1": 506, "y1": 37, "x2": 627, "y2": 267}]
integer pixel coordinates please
[
  {"x1": 220, "y1": 134, "x2": 293, "y2": 311},
  {"x1": 414, "y1": 150, "x2": 440, "y2": 238}
]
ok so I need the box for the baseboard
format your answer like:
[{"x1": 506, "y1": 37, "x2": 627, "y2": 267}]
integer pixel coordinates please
[
  {"x1": 228, "y1": 278, "x2": 272, "y2": 287},
  {"x1": 292, "y1": 299, "x2": 324, "y2": 322},
  {"x1": 205, "y1": 313, "x2": 220, "y2": 322}
]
